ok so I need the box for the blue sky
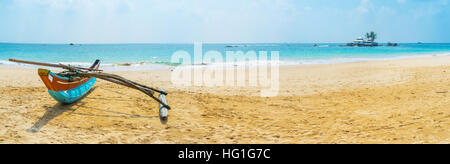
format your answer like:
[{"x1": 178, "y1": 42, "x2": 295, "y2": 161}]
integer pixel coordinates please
[{"x1": 0, "y1": 0, "x2": 449, "y2": 43}]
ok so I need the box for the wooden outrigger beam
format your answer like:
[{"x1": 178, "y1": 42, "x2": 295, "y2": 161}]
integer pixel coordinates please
[
  {"x1": 9, "y1": 58, "x2": 103, "y2": 72},
  {"x1": 76, "y1": 72, "x2": 170, "y2": 110}
]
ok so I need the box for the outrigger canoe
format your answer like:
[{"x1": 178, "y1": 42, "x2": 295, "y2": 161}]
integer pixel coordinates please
[
  {"x1": 38, "y1": 60, "x2": 100, "y2": 104},
  {"x1": 9, "y1": 59, "x2": 171, "y2": 124}
]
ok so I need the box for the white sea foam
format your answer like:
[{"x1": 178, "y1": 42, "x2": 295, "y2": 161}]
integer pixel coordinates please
[
  {"x1": 1, "y1": 52, "x2": 449, "y2": 71},
  {"x1": 280, "y1": 52, "x2": 450, "y2": 66},
  {"x1": 0, "y1": 60, "x2": 15, "y2": 65},
  {"x1": 103, "y1": 64, "x2": 173, "y2": 72}
]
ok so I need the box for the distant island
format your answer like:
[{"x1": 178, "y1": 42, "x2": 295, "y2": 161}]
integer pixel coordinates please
[{"x1": 344, "y1": 31, "x2": 398, "y2": 47}]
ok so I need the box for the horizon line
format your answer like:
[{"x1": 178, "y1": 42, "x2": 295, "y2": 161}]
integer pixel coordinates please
[{"x1": 0, "y1": 42, "x2": 446, "y2": 45}]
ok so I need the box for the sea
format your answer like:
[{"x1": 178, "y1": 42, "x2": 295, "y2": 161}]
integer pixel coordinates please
[{"x1": 1, "y1": 43, "x2": 450, "y2": 70}]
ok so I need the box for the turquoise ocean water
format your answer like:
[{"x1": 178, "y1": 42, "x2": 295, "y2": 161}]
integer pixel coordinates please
[{"x1": 1, "y1": 43, "x2": 450, "y2": 69}]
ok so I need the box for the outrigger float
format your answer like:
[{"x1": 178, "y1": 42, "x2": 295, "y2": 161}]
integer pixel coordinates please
[{"x1": 9, "y1": 59, "x2": 171, "y2": 124}]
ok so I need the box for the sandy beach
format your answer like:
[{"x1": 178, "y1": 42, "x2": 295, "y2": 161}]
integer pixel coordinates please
[{"x1": 0, "y1": 56, "x2": 449, "y2": 144}]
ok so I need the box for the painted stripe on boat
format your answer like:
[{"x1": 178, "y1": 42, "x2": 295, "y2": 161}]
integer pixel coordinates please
[
  {"x1": 56, "y1": 78, "x2": 89, "y2": 85},
  {"x1": 47, "y1": 78, "x2": 96, "y2": 104}
]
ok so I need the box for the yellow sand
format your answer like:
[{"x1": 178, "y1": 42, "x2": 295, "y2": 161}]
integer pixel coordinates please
[{"x1": 0, "y1": 56, "x2": 449, "y2": 143}]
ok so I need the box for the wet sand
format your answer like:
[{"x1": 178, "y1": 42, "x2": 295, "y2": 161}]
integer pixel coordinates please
[{"x1": 0, "y1": 56, "x2": 449, "y2": 143}]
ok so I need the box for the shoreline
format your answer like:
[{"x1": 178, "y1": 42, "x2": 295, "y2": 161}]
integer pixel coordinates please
[
  {"x1": 1, "y1": 51, "x2": 450, "y2": 71},
  {"x1": 0, "y1": 55, "x2": 449, "y2": 143}
]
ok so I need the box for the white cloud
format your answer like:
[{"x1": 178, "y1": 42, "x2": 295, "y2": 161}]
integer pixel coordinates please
[
  {"x1": 397, "y1": 0, "x2": 407, "y2": 4},
  {"x1": 12, "y1": 0, "x2": 134, "y2": 13},
  {"x1": 357, "y1": 0, "x2": 373, "y2": 13},
  {"x1": 2, "y1": 0, "x2": 448, "y2": 43},
  {"x1": 439, "y1": 0, "x2": 448, "y2": 5}
]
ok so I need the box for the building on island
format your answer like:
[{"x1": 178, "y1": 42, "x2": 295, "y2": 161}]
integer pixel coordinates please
[{"x1": 346, "y1": 36, "x2": 378, "y2": 47}]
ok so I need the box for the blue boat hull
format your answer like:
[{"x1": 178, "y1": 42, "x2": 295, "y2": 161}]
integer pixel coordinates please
[{"x1": 47, "y1": 78, "x2": 96, "y2": 104}]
